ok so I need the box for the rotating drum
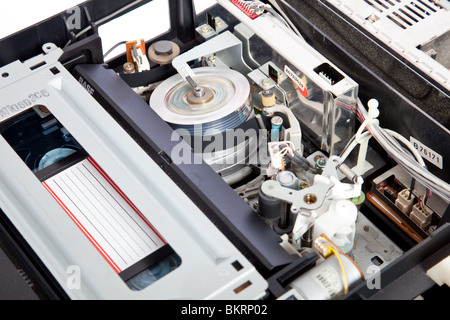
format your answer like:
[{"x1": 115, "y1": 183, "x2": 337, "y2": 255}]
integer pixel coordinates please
[
  {"x1": 150, "y1": 67, "x2": 252, "y2": 136},
  {"x1": 150, "y1": 67, "x2": 256, "y2": 184}
]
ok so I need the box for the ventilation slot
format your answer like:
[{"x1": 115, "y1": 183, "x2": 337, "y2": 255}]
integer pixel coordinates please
[
  {"x1": 387, "y1": 14, "x2": 407, "y2": 29},
  {"x1": 374, "y1": 0, "x2": 390, "y2": 9},
  {"x1": 416, "y1": 0, "x2": 438, "y2": 12},
  {"x1": 398, "y1": 8, "x2": 419, "y2": 22},
  {"x1": 405, "y1": 4, "x2": 426, "y2": 19},
  {"x1": 364, "y1": 0, "x2": 442, "y2": 24},
  {"x1": 364, "y1": 0, "x2": 384, "y2": 12},
  {"x1": 368, "y1": 0, "x2": 444, "y2": 29},
  {"x1": 392, "y1": 11, "x2": 414, "y2": 26}
]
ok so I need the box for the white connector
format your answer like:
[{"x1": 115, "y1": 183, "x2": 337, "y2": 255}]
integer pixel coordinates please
[
  {"x1": 268, "y1": 143, "x2": 284, "y2": 170},
  {"x1": 268, "y1": 141, "x2": 293, "y2": 170},
  {"x1": 410, "y1": 203, "x2": 432, "y2": 229},
  {"x1": 395, "y1": 189, "x2": 414, "y2": 214}
]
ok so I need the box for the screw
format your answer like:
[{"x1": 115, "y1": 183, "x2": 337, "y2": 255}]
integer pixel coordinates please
[
  {"x1": 315, "y1": 157, "x2": 326, "y2": 174},
  {"x1": 215, "y1": 18, "x2": 223, "y2": 26},
  {"x1": 364, "y1": 225, "x2": 370, "y2": 232},
  {"x1": 201, "y1": 25, "x2": 210, "y2": 34},
  {"x1": 314, "y1": 155, "x2": 324, "y2": 162},
  {"x1": 299, "y1": 182, "x2": 309, "y2": 189},
  {"x1": 123, "y1": 62, "x2": 135, "y2": 74},
  {"x1": 262, "y1": 78, "x2": 271, "y2": 87},
  {"x1": 208, "y1": 55, "x2": 217, "y2": 63}
]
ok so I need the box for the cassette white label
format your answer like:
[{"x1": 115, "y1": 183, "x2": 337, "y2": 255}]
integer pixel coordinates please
[{"x1": 43, "y1": 157, "x2": 165, "y2": 273}]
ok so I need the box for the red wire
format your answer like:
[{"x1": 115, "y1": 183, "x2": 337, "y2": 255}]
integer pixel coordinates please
[
  {"x1": 335, "y1": 101, "x2": 373, "y2": 136},
  {"x1": 335, "y1": 101, "x2": 364, "y2": 122}
]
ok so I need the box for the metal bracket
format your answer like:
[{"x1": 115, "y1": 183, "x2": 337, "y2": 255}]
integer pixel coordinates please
[
  {"x1": 172, "y1": 31, "x2": 252, "y2": 82},
  {"x1": 260, "y1": 155, "x2": 363, "y2": 211},
  {"x1": 261, "y1": 176, "x2": 334, "y2": 212}
]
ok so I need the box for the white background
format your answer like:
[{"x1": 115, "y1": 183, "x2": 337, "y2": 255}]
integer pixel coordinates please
[{"x1": 0, "y1": 0, "x2": 216, "y2": 58}]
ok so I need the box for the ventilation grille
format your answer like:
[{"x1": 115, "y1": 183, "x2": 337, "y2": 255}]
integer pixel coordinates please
[{"x1": 363, "y1": 0, "x2": 442, "y2": 29}]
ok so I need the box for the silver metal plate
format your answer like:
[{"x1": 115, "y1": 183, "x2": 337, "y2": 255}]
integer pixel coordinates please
[{"x1": 0, "y1": 44, "x2": 268, "y2": 299}]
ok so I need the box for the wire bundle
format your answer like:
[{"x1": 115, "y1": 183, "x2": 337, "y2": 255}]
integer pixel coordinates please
[{"x1": 341, "y1": 99, "x2": 450, "y2": 202}]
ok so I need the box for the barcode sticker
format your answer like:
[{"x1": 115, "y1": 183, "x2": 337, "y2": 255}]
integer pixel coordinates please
[
  {"x1": 410, "y1": 136, "x2": 443, "y2": 169},
  {"x1": 43, "y1": 157, "x2": 165, "y2": 273}
]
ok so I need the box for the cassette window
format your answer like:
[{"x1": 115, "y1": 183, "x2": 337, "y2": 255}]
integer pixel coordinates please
[{"x1": 0, "y1": 107, "x2": 181, "y2": 291}]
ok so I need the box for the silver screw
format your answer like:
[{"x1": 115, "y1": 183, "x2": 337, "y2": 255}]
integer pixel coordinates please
[
  {"x1": 201, "y1": 25, "x2": 210, "y2": 34},
  {"x1": 262, "y1": 78, "x2": 271, "y2": 87}
]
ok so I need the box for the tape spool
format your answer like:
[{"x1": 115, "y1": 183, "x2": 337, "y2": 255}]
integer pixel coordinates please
[{"x1": 38, "y1": 148, "x2": 77, "y2": 170}]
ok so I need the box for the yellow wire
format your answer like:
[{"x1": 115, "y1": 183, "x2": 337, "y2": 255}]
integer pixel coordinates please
[
  {"x1": 324, "y1": 244, "x2": 348, "y2": 295},
  {"x1": 421, "y1": 193, "x2": 432, "y2": 215}
]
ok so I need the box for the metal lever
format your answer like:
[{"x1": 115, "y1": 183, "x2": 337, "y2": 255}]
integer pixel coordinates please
[{"x1": 171, "y1": 31, "x2": 252, "y2": 83}]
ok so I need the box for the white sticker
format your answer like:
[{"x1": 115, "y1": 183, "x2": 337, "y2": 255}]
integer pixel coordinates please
[
  {"x1": 284, "y1": 65, "x2": 308, "y2": 98},
  {"x1": 410, "y1": 136, "x2": 443, "y2": 169}
]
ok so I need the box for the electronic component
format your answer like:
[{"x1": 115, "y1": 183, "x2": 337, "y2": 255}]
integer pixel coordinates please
[
  {"x1": 370, "y1": 165, "x2": 445, "y2": 242},
  {"x1": 288, "y1": 238, "x2": 364, "y2": 299},
  {"x1": 220, "y1": 0, "x2": 360, "y2": 155},
  {"x1": 0, "y1": 0, "x2": 448, "y2": 302},
  {"x1": 395, "y1": 189, "x2": 415, "y2": 215},
  {"x1": 231, "y1": 0, "x2": 263, "y2": 19},
  {"x1": 260, "y1": 89, "x2": 276, "y2": 108},
  {"x1": 270, "y1": 116, "x2": 283, "y2": 141},
  {"x1": 125, "y1": 39, "x2": 150, "y2": 72}
]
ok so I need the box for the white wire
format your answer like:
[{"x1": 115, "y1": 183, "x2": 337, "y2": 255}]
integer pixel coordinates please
[
  {"x1": 342, "y1": 120, "x2": 426, "y2": 170},
  {"x1": 383, "y1": 129, "x2": 427, "y2": 169},
  {"x1": 277, "y1": 146, "x2": 294, "y2": 157},
  {"x1": 356, "y1": 99, "x2": 450, "y2": 201},
  {"x1": 266, "y1": 0, "x2": 305, "y2": 40}
]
